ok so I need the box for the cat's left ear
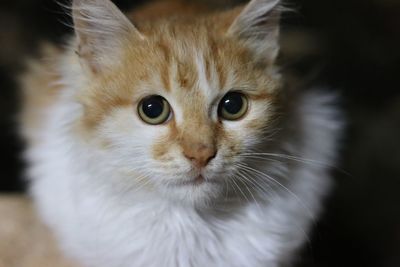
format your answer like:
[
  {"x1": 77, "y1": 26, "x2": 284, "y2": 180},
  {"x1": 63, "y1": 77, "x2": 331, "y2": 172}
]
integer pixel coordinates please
[
  {"x1": 228, "y1": 0, "x2": 281, "y2": 64},
  {"x1": 72, "y1": 0, "x2": 144, "y2": 75}
]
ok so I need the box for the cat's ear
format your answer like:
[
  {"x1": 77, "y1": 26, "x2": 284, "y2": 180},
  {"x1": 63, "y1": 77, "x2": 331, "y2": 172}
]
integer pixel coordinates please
[
  {"x1": 72, "y1": 0, "x2": 144, "y2": 75},
  {"x1": 228, "y1": 0, "x2": 281, "y2": 64}
]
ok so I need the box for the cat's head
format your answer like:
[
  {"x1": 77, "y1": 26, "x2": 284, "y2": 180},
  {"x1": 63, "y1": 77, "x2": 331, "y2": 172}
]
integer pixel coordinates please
[{"x1": 71, "y1": 0, "x2": 282, "y2": 206}]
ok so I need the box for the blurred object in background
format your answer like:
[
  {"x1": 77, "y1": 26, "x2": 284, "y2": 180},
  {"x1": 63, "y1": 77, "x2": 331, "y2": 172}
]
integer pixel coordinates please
[{"x1": 0, "y1": 0, "x2": 399, "y2": 266}]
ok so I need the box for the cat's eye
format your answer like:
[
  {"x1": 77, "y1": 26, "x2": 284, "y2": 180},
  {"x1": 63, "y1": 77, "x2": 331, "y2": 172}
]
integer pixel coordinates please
[
  {"x1": 138, "y1": 95, "x2": 171, "y2": 125},
  {"x1": 218, "y1": 92, "x2": 248, "y2": 120}
]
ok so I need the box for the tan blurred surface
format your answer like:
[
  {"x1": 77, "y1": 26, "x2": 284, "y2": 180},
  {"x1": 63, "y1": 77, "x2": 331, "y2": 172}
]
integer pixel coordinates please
[{"x1": 0, "y1": 195, "x2": 79, "y2": 267}]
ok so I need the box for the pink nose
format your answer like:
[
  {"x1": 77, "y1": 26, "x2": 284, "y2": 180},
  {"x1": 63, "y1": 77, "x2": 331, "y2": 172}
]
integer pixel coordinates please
[{"x1": 183, "y1": 144, "x2": 217, "y2": 168}]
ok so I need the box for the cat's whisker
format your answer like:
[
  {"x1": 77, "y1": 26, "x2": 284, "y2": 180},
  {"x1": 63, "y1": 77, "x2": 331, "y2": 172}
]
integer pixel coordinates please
[
  {"x1": 230, "y1": 178, "x2": 250, "y2": 205},
  {"x1": 237, "y1": 163, "x2": 315, "y2": 243},
  {"x1": 241, "y1": 151, "x2": 339, "y2": 170},
  {"x1": 235, "y1": 168, "x2": 277, "y2": 202},
  {"x1": 225, "y1": 178, "x2": 240, "y2": 203},
  {"x1": 236, "y1": 167, "x2": 283, "y2": 206},
  {"x1": 223, "y1": 177, "x2": 230, "y2": 203},
  {"x1": 234, "y1": 170, "x2": 262, "y2": 212},
  {"x1": 240, "y1": 155, "x2": 283, "y2": 164},
  {"x1": 236, "y1": 163, "x2": 315, "y2": 221}
]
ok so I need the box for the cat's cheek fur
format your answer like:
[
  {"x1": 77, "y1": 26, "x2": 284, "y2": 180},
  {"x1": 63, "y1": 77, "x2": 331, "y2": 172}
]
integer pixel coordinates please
[
  {"x1": 92, "y1": 107, "x2": 219, "y2": 205},
  {"x1": 87, "y1": 107, "x2": 167, "y2": 188},
  {"x1": 222, "y1": 99, "x2": 275, "y2": 151}
]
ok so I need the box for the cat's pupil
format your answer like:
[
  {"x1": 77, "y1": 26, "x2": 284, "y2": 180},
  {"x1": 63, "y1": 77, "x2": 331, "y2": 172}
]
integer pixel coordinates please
[
  {"x1": 142, "y1": 96, "x2": 164, "y2": 118},
  {"x1": 222, "y1": 93, "x2": 243, "y2": 114}
]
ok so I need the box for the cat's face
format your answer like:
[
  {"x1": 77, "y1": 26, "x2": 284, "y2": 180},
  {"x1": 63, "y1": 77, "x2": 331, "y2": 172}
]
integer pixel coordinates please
[{"x1": 72, "y1": 0, "x2": 282, "y2": 206}]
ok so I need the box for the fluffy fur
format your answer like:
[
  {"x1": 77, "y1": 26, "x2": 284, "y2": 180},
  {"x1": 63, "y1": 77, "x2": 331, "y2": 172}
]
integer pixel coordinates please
[{"x1": 20, "y1": 0, "x2": 343, "y2": 266}]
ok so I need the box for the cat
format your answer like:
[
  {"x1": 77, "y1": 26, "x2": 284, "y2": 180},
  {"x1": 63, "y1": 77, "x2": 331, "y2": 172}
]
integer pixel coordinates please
[{"x1": 19, "y1": 0, "x2": 342, "y2": 266}]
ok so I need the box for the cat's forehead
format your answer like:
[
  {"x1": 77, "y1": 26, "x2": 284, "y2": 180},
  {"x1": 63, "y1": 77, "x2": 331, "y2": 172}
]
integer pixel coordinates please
[{"x1": 122, "y1": 27, "x2": 266, "y2": 99}]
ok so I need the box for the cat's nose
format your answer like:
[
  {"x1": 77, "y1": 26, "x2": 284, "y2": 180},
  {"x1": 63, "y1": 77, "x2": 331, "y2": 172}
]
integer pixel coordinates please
[{"x1": 183, "y1": 144, "x2": 217, "y2": 168}]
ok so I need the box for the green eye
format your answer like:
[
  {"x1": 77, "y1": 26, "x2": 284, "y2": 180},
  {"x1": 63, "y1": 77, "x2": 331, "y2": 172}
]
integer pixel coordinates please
[
  {"x1": 218, "y1": 92, "x2": 249, "y2": 120},
  {"x1": 138, "y1": 95, "x2": 171, "y2": 125}
]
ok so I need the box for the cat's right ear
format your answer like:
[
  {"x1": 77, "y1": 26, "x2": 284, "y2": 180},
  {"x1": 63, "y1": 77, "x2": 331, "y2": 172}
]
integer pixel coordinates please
[{"x1": 72, "y1": 0, "x2": 144, "y2": 75}]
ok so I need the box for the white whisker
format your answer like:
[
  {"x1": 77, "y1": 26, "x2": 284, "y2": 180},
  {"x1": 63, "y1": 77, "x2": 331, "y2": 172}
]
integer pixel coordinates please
[{"x1": 237, "y1": 163, "x2": 315, "y2": 221}]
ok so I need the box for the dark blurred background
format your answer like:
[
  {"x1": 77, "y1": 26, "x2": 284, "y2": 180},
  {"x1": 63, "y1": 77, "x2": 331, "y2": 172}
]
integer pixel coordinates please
[{"x1": 0, "y1": 0, "x2": 399, "y2": 266}]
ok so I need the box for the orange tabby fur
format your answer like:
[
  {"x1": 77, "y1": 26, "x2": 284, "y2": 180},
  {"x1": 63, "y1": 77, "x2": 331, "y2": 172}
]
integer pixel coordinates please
[{"x1": 89, "y1": 11, "x2": 277, "y2": 166}]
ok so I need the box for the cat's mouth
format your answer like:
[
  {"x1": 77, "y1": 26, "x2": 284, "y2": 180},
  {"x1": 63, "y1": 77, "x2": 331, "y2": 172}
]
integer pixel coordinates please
[
  {"x1": 193, "y1": 175, "x2": 206, "y2": 185},
  {"x1": 165, "y1": 171, "x2": 222, "y2": 188},
  {"x1": 174, "y1": 174, "x2": 223, "y2": 188},
  {"x1": 179, "y1": 175, "x2": 206, "y2": 186}
]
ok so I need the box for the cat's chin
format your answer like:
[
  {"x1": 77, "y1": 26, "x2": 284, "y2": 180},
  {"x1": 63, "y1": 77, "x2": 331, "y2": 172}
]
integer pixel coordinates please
[
  {"x1": 169, "y1": 175, "x2": 209, "y2": 187},
  {"x1": 160, "y1": 177, "x2": 224, "y2": 207}
]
